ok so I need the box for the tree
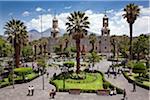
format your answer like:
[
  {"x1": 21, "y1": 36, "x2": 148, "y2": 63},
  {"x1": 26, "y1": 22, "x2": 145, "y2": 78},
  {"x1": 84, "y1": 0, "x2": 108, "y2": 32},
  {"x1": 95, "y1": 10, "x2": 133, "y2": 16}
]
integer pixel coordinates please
[
  {"x1": 132, "y1": 62, "x2": 146, "y2": 76},
  {"x1": 89, "y1": 33, "x2": 96, "y2": 52},
  {"x1": 66, "y1": 11, "x2": 90, "y2": 73},
  {"x1": 22, "y1": 44, "x2": 33, "y2": 59},
  {"x1": 123, "y1": 3, "x2": 140, "y2": 60},
  {"x1": 0, "y1": 37, "x2": 13, "y2": 57},
  {"x1": 4, "y1": 19, "x2": 28, "y2": 68},
  {"x1": 118, "y1": 35, "x2": 129, "y2": 58},
  {"x1": 110, "y1": 36, "x2": 117, "y2": 58},
  {"x1": 133, "y1": 34, "x2": 149, "y2": 61},
  {"x1": 31, "y1": 40, "x2": 39, "y2": 60},
  {"x1": 40, "y1": 37, "x2": 48, "y2": 56},
  {"x1": 88, "y1": 51, "x2": 101, "y2": 71},
  {"x1": 62, "y1": 33, "x2": 70, "y2": 51}
]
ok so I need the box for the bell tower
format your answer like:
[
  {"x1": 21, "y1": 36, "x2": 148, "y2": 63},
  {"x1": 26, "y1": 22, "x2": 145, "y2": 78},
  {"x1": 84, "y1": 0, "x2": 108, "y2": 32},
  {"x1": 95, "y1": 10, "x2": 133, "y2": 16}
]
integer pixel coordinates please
[
  {"x1": 100, "y1": 14, "x2": 111, "y2": 57},
  {"x1": 51, "y1": 16, "x2": 60, "y2": 38}
]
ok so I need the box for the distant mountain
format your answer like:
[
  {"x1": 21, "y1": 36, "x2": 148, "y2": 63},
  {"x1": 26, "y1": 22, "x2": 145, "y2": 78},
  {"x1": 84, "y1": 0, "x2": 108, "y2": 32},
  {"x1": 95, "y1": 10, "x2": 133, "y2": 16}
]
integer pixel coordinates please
[
  {"x1": 28, "y1": 29, "x2": 41, "y2": 41},
  {"x1": 28, "y1": 28, "x2": 66, "y2": 41}
]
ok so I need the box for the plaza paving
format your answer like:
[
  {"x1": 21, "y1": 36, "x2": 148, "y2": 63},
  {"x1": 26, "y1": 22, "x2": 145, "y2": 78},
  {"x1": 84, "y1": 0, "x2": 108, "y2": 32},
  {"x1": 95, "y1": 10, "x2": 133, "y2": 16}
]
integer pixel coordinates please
[{"x1": 0, "y1": 59, "x2": 149, "y2": 100}]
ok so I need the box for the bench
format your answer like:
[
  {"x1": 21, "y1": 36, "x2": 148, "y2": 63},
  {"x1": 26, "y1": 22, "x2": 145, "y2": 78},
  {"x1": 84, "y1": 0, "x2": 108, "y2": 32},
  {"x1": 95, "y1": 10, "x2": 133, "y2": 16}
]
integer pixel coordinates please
[
  {"x1": 96, "y1": 89, "x2": 110, "y2": 96},
  {"x1": 69, "y1": 89, "x2": 80, "y2": 95}
]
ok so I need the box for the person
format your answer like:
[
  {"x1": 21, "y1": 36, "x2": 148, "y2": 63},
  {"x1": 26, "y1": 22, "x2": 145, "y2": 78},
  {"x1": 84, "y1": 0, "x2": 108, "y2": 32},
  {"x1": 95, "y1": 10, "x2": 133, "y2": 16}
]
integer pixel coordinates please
[
  {"x1": 123, "y1": 89, "x2": 127, "y2": 100},
  {"x1": 31, "y1": 86, "x2": 34, "y2": 96},
  {"x1": 114, "y1": 72, "x2": 117, "y2": 79},
  {"x1": 133, "y1": 82, "x2": 136, "y2": 92},
  {"x1": 110, "y1": 89, "x2": 113, "y2": 96},
  {"x1": 49, "y1": 89, "x2": 56, "y2": 99},
  {"x1": 27, "y1": 86, "x2": 31, "y2": 96},
  {"x1": 51, "y1": 89, "x2": 56, "y2": 98},
  {"x1": 47, "y1": 72, "x2": 49, "y2": 78},
  {"x1": 113, "y1": 87, "x2": 117, "y2": 95}
]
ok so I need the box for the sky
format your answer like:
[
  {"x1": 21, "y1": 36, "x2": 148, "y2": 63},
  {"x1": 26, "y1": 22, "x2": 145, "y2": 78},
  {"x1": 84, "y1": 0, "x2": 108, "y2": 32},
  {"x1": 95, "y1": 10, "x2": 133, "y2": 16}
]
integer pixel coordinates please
[{"x1": 0, "y1": 0, "x2": 149, "y2": 36}]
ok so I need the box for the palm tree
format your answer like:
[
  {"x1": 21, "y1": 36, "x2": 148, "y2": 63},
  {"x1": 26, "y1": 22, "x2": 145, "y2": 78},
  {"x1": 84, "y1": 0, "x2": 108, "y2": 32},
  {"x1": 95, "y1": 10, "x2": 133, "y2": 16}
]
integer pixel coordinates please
[
  {"x1": 40, "y1": 37, "x2": 48, "y2": 56},
  {"x1": 4, "y1": 19, "x2": 28, "y2": 68},
  {"x1": 123, "y1": 3, "x2": 140, "y2": 60},
  {"x1": 88, "y1": 51, "x2": 101, "y2": 71},
  {"x1": 66, "y1": 11, "x2": 90, "y2": 73},
  {"x1": 31, "y1": 40, "x2": 38, "y2": 60},
  {"x1": 89, "y1": 33, "x2": 96, "y2": 52}
]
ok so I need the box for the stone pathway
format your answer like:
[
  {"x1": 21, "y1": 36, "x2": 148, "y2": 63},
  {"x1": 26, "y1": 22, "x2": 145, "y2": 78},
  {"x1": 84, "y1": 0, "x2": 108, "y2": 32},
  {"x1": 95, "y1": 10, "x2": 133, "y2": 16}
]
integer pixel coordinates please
[
  {"x1": 0, "y1": 59, "x2": 149, "y2": 100},
  {"x1": 95, "y1": 59, "x2": 149, "y2": 100}
]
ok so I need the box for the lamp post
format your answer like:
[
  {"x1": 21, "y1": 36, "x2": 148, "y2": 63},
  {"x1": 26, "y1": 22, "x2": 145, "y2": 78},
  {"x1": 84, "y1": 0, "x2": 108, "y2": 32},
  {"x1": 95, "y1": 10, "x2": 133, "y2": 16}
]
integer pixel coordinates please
[{"x1": 40, "y1": 13, "x2": 45, "y2": 90}]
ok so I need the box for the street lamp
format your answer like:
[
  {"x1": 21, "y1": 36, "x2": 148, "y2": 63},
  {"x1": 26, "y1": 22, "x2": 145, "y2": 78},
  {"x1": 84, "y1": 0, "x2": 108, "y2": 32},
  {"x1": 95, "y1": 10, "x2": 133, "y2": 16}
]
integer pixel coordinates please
[{"x1": 40, "y1": 13, "x2": 45, "y2": 90}]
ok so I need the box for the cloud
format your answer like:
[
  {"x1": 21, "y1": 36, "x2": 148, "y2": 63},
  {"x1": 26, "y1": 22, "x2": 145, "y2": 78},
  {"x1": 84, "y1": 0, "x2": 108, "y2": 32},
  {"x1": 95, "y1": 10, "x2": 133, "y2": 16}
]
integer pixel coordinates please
[
  {"x1": 8, "y1": 12, "x2": 13, "y2": 16},
  {"x1": 36, "y1": 7, "x2": 45, "y2": 12},
  {"x1": 64, "y1": 6, "x2": 72, "y2": 9},
  {"x1": 26, "y1": 6, "x2": 149, "y2": 36},
  {"x1": 47, "y1": 8, "x2": 51, "y2": 12},
  {"x1": 22, "y1": 11, "x2": 30, "y2": 17}
]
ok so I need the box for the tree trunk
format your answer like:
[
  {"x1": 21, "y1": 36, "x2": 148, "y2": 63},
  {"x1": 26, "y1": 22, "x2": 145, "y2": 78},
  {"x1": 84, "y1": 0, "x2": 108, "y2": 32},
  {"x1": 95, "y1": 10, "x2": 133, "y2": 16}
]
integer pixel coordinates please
[
  {"x1": 14, "y1": 43, "x2": 20, "y2": 68},
  {"x1": 91, "y1": 43, "x2": 94, "y2": 52},
  {"x1": 34, "y1": 45, "x2": 37, "y2": 60},
  {"x1": 64, "y1": 41, "x2": 68, "y2": 51},
  {"x1": 129, "y1": 23, "x2": 133, "y2": 60},
  {"x1": 76, "y1": 39, "x2": 80, "y2": 74},
  {"x1": 114, "y1": 44, "x2": 116, "y2": 58},
  {"x1": 43, "y1": 44, "x2": 46, "y2": 56}
]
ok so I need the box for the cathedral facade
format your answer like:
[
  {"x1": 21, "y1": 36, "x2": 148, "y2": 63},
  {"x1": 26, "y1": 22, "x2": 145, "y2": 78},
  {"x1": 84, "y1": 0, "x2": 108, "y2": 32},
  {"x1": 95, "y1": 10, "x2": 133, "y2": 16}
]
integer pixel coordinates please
[{"x1": 48, "y1": 14, "x2": 111, "y2": 57}]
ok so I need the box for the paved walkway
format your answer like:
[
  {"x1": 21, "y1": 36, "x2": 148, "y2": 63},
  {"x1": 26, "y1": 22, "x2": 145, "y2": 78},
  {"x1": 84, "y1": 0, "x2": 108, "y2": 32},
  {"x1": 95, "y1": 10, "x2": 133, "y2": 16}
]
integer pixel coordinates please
[
  {"x1": 95, "y1": 59, "x2": 149, "y2": 100},
  {"x1": 0, "y1": 59, "x2": 149, "y2": 100}
]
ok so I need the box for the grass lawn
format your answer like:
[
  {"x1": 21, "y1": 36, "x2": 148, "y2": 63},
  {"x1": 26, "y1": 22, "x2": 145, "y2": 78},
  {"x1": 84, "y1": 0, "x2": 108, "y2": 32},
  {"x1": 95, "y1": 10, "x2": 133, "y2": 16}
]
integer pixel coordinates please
[
  {"x1": 26, "y1": 73, "x2": 38, "y2": 80},
  {"x1": 52, "y1": 73, "x2": 103, "y2": 90}
]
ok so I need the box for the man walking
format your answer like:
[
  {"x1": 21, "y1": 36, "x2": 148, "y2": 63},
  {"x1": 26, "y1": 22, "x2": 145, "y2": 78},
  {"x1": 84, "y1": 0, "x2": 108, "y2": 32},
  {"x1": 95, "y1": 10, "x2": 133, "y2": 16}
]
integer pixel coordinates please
[
  {"x1": 31, "y1": 86, "x2": 34, "y2": 96},
  {"x1": 133, "y1": 82, "x2": 136, "y2": 92},
  {"x1": 123, "y1": 89, "x2": 127, "y2": 100},
  {"x1": 27, "y1": 86, "x2": 31, "y2": 96}
]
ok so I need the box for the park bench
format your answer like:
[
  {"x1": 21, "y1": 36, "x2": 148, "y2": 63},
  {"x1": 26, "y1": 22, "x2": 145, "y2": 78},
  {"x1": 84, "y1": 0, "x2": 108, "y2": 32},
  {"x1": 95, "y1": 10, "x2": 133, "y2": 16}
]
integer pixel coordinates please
[
  {"x1": 96, "y1": 89, "x2": 110, "y2": 96},
  {"x1": 69, "y1": 89, "x2": 80, "y2": 95}
]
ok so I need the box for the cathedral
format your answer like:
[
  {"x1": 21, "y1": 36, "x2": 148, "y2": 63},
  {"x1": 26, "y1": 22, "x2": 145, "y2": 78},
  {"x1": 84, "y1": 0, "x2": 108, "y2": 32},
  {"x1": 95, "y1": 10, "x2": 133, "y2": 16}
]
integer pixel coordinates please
[{"x1": 48, "y1": 14, "x2": 111, "y2": 58}]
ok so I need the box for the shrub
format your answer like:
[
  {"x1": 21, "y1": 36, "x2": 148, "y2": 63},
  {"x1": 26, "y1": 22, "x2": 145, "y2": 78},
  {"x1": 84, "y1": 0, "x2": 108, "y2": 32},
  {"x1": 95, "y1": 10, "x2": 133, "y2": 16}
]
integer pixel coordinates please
[
  {"x1": 63, "y1": 61, "x2": 75, "y2": 68},
  {"x1": 14, "y1": 67, "x2": 32, "y2": 81},
  {"x1": 123, "y1": 72, "x2": 149, "y2": 90},
  {"x1": 103, "y1": 82, "x2": 110, "y2": 89},
  {"x1": 133, "y1": 62, "x2": 146, "y2": 76},
  {"x1": 127, "y1": 60, "x2": 134, "y2": 69}
]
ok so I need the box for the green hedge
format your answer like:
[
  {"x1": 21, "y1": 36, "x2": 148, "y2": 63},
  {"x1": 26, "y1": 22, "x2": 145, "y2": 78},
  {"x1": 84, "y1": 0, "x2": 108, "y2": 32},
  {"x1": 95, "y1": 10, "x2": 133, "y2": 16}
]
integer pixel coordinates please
[
  {"x1": 63, "y1": 61, "x2": 75, "y2": 68},
  {"x1": 0, "y1": 78, "x2": 10, "y2": 88},
  {"x1": 0, "y1": 71, "x2": 39, "y2": 88},
  {"x1": 49, "y1": 70, "x2": 123, "y2": 94},
  {"x1": 14, "y1": 67, "x2": 32, "y2": 75},
  {"x1": 123, "y1": 72, "x2": 149, "y2": 90}
]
